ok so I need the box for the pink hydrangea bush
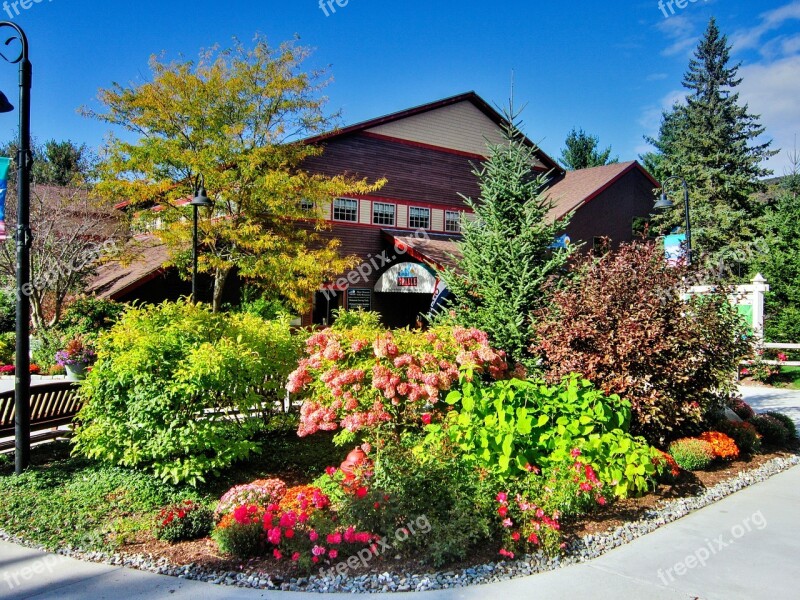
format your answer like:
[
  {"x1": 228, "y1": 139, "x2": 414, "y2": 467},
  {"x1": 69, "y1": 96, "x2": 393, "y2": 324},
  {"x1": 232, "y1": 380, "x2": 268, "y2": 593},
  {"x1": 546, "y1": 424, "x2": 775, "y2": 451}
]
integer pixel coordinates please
[
  {"x1": 289, "y1": 324, "x2": 508, "y2": 437},
  {"x1": 214, "y1": 479, "x2": 288, "y2": 521}
]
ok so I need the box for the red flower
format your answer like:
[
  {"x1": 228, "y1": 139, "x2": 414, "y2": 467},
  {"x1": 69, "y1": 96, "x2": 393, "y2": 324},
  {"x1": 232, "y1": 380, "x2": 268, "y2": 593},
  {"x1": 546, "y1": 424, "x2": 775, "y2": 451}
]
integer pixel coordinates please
[
  {"x1": 496, "y1": 492, "x2": 508, "y2": 504},
  {"x1": 285, "y1": 528, "x2": 295, "y2": 539},
  {"x1": 273, "y1": 549, "x2": 283, "y2": 560},
  {"x1": 596, "y1": 495, "x2": 607, "y2": 506},
  {"x1": 497, "y1": 506, "x2": 508, "y2": 517},
  {"x1": 355, "y1": 486, "x2": 368, "y2": 499},
  {"x1": 325, "y1": 466, "x2": 337, "y2": 476},
  {"x1": 421, "y1": 413, "x2": 432, "y2": 425},
  {"x1": 291, "y1": 552, "x2": 301, "y2": 562},
  {"x1": 329, "y1": 549, "x2": 339, "y2": 559},
  {"x1": 374, "y1": 502, "x2": 381, "y2": 509},
  {"x1": 511, "y1": 531, "x2": 521, "y2": 542}
]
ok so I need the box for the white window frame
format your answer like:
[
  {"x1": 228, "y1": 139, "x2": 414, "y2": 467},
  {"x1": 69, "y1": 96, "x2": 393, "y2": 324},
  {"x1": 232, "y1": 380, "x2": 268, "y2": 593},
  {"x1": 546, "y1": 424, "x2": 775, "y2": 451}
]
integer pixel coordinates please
[
  {"x1": 409, "y1": 206, "x2": 431, "y2": 230},
  {"x1": 445, "y1": 210, "x2": 461, "y2": 233},
  {"x1": 372, "y1": 202, "x2": 396, "y2": 226},
  {"x1": 333, "y1": 197, "x2": 359, "y2": 222}
]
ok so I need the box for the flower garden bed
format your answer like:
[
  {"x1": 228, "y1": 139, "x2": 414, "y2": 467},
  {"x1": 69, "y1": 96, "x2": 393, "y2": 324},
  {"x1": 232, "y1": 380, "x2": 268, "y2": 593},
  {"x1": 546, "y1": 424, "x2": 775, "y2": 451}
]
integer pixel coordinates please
[{"x1": 1, "y1": 440, "x2": 795, "y2": 594}]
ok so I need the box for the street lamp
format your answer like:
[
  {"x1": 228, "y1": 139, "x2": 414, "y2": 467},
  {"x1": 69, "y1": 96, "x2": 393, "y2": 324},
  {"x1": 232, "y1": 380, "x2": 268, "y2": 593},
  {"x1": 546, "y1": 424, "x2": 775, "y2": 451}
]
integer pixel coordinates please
[
  {"x1": 0, "y1": 22, "x2": 32, "y2": 475},
  {"x1": 655, "y1": 175, "x2": 692, "y2": 265},
  {"x1": 190, "y1": 175, "x2": 212, "y2": 303}
]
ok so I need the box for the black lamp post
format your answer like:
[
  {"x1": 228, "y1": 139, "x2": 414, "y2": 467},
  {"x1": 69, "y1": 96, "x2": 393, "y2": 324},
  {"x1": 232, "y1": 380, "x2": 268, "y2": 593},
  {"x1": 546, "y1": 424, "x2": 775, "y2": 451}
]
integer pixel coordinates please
[
  {"x1": 191, "y1": 175, "x2": 212, "y2": 303},
  {"x1": 655, "y1": 175, "x2": 692, "y2": 265},
  {"x1": 0, "y1": 22, "x2": 32, "y2": 475}
]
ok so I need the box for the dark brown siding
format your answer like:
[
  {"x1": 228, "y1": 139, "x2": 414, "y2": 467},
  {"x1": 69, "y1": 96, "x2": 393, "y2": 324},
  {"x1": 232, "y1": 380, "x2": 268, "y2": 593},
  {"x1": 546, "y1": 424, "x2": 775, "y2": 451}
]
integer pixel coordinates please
[
  {"x1": 565, "y1": 169, "x2": 656, "y2": 248},
  {"x1": 303, "y1": 133, "x2": 481, "y2": 207}
]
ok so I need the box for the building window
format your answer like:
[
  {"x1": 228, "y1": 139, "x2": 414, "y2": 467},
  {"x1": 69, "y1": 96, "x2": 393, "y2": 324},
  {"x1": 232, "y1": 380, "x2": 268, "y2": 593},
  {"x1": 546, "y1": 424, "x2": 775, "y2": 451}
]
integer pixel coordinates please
[
  {"x1": 300, "y1": 198, "x2": 315, "y2": 211},
  {"x1": 373, "y1": 202, "x2": 396, "y2": 226},
  {"x1": 333, "y1": 198, "x2": 358, "y2": 222},
  {"x1": 445, "y1": 210, "x2": 461, "y2": 233},
  {"x1": 409, "y1": 207, "x2": 430, "y2": 229}
]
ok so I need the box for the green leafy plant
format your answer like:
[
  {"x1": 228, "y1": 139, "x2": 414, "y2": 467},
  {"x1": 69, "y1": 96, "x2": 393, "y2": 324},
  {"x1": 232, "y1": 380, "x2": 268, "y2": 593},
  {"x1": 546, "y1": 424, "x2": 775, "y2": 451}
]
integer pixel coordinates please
[
  {"x1": 668, "y1": 438, "x2": 715, "y2": 471},
  {"x1": 73, "y1": 300, "x2": 301, "y2": 485},
  {"x1": 436, "y1": 375, "x2": 661, "y2": 498},
  {"x1": 0, "y1": 331, "x2": 14, "y2": 365},
  {"x1": 154, "y1": 500, "x2": 213, "y2": 543},
  {"x1": 762, "y1": 412, "x2": 798, "y2": 441},
  {"x1": 750, "y1": 414, "x2": 792, "y2": 447}
]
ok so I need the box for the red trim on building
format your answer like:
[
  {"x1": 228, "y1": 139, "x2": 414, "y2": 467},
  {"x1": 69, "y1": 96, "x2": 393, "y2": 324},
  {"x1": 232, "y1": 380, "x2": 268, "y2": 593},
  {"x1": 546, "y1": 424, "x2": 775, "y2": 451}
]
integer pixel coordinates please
[
  {"x1": 579, "y1": 162, "x2": 661, "y2": 210},
  {"x1": 302, "y1": 91, "x2": 563, "y2": 174}
]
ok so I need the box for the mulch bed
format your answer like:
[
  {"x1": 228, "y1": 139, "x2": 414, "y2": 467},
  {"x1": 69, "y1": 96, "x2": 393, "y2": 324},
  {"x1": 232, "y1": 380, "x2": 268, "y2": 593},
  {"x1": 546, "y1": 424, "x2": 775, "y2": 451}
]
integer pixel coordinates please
[{"x1": 118, "y1": 449, "x2": 797, "y2": 581}]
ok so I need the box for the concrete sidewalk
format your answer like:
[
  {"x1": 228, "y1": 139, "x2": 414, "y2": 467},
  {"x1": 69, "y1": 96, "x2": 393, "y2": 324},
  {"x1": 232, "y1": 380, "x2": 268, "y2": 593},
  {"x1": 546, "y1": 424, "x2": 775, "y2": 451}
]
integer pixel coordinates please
[{"x1": 0, "y1": 464, "x2": 798, "y2": 600}]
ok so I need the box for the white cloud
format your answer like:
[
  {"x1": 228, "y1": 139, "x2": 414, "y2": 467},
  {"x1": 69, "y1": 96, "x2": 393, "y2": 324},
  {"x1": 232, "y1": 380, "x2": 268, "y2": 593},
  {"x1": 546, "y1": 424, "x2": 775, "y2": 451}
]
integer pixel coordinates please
[
  {"x1": 638, "y1": 89, "x2": 686, "y2": 141},
  {"x1": 738, "y1": 54, "x2": 800, "y2": 175},
  {"x1": 731, "y1": 1, "x2": 800, "y2": 52},
  {"x1": 657, "y1": 14, "x2": 700, "y2": 57}
]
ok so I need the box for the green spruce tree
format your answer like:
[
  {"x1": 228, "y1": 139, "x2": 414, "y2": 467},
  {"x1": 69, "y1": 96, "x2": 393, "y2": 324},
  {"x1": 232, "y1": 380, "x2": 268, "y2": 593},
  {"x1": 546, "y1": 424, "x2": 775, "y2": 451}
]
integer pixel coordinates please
[
  {"x1": 758, "y1": 149, "x2": 800, "y2": 343},
  {"x1": 645, "y1": 18, "x2": 776, "y2": 274},
  {"x1": 559, "y1": 127, "x2": 618, "y2": 170},
  {"x1": 439, "y1": 108, "x2": 571, "y2": 367}
]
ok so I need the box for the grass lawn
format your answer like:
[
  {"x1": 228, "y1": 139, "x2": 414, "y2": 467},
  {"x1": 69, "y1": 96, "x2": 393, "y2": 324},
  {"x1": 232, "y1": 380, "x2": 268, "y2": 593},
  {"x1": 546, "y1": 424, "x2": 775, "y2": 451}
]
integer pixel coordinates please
[
  {"x1": 768, "y1": 366, "x2": 800, "y2": 389},
  {"x1": 0, "y1": 414, "x2": 346, "y2": 552}
]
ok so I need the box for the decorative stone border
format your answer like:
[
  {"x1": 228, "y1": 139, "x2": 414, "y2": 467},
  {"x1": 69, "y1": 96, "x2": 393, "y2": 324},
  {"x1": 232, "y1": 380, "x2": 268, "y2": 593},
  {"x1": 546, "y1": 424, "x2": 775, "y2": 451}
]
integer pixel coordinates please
[{"x1": 1, "y1": 454, "x2": 797, "y2": 593}]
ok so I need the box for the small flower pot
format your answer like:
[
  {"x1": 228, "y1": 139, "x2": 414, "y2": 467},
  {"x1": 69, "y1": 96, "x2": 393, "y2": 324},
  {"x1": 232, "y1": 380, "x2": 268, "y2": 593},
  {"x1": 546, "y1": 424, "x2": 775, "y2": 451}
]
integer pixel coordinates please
[{"x1": 65, "y1": 362, "x2": 88, "y2": 381}]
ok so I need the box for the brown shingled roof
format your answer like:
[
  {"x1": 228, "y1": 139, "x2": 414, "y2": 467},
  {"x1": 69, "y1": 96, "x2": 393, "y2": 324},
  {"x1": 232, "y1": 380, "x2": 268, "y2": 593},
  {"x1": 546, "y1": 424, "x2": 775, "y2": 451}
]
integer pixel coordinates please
[
  {"x1": 544, "y1": 161, "x2": 659, "y2": 220},
  {"x1": 85, "y1": 234, "x2": 170, "y2": 300}
]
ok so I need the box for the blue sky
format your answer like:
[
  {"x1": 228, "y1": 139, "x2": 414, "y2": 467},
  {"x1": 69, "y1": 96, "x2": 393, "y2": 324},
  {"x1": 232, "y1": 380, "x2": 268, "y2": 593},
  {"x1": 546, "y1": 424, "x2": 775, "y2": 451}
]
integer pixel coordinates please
[{"x1": 0, "y1": 0, "x2": 798, "y2": 175}]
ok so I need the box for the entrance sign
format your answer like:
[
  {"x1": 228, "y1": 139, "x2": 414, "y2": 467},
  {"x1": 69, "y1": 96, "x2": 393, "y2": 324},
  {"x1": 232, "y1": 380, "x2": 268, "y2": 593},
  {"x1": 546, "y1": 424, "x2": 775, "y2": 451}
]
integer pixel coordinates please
[
  {"x1": 664, "y1": 233, "x2": 687, "y2": 265},
  {"x1": 374, "y1": 262, "x2": 436, "y2": 294}
]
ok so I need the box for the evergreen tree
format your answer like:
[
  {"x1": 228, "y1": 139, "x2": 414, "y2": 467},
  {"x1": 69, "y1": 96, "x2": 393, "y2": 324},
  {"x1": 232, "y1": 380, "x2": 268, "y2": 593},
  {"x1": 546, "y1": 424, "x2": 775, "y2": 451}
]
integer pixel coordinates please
[
  {"x1": 439, "y1": 108, "x2": 571, "y2": 367},
  {"x1": 645, "y1": 18, "x2": 777, "y2": 274},
  {"x1": 757, "y1": 150, "x2": 800, "y2": 343},
  {"x1": 559, "y1": 127, "x2": 617, "y2": 170}
]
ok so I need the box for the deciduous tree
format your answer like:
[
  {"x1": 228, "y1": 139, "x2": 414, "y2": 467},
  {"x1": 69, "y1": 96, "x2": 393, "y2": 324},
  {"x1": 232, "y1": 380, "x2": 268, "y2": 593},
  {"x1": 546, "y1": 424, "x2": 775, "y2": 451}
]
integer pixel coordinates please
[{"x1": 85, "y1": 36, "x2": 383, "y2": 311}]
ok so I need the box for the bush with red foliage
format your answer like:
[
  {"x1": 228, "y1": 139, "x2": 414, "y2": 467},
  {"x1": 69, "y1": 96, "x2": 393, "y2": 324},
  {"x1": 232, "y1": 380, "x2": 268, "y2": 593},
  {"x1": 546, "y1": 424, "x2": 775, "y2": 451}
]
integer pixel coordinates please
[{"x1": 534, "y1": 241, "x2": 750, "y2": 446}]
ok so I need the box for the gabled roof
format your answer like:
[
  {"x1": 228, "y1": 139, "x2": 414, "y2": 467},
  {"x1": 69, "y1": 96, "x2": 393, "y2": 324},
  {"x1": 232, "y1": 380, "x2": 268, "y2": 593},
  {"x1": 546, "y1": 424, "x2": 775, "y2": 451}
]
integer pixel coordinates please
[
  {"x1": 544, "y1": 161, "x2": 660, "y2": 220},
  {"x1": 86, "y1": 234, "x2": 169, "y2": 300},
  {"x1": 304, "y1": 91, "x2": 562, "y2": 173}
]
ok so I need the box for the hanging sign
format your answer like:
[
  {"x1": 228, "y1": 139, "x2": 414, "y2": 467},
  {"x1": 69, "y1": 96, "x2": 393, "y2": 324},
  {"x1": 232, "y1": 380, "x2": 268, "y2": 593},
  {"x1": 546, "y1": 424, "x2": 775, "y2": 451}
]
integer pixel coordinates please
[{"x1": 0, "y1": 157, "x2": 9, "y2": 240}]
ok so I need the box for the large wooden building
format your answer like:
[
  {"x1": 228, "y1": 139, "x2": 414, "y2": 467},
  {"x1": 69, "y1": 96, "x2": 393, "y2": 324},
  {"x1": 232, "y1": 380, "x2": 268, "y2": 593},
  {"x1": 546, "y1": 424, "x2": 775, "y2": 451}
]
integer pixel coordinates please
[{"x1": 89, "y1": 92, "x2": 660, "y2": 328}]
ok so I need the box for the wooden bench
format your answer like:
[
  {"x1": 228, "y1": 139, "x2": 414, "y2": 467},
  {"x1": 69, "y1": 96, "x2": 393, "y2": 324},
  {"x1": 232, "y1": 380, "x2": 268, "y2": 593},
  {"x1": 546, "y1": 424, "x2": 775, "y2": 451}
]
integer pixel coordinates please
[{"x1": 0, "y1": 381, "x2": 82, "y2": 452}]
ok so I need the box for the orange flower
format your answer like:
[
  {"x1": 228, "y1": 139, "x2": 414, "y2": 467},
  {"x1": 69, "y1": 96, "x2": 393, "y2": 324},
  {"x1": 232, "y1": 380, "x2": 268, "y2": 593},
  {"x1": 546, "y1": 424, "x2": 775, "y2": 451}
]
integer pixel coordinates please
[{"x1": 698, "y1": 431, "x2": 739, "y2": 460}]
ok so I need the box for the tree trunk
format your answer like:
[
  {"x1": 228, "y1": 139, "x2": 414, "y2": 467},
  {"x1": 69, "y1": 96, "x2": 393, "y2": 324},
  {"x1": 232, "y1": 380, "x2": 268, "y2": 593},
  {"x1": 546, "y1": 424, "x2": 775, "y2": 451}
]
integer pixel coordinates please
[{"x1": 212, "y1": 267, "x2": 231, "y2": 313}]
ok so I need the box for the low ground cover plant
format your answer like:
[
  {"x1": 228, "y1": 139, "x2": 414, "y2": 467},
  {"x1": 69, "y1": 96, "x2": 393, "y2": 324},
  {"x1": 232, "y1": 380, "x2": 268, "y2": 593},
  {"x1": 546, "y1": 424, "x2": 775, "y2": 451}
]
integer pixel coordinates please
[
  {"x1": 668, "y1": 438, "x2": 716, "y2": 471},
  {"x1": 750, "y1": 414, "x2": 793, "y2": 446},
  {"x1": 155, "y1": 500, "x2": 213, "y2": 543}
]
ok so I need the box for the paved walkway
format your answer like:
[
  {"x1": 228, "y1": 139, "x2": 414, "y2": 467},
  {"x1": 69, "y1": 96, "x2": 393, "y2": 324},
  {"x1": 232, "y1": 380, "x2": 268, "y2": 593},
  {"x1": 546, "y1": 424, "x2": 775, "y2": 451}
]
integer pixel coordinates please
[{"x1": 0, "y1": 386, "x2": 798, "y2": 599}]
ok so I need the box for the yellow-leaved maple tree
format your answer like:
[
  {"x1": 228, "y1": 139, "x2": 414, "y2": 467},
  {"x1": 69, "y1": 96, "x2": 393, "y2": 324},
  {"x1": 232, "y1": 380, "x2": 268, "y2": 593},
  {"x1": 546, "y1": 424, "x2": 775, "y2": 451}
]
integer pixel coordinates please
[{"x1": 85, "y1": 36, "x2": 383, "y2": 311}]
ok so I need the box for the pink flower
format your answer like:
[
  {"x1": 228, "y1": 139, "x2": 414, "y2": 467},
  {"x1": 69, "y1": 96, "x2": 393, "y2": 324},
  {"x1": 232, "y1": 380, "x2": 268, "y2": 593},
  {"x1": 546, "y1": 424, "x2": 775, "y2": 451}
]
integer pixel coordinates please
[
  {"x1": 291, "y1": 552, "x2": 301, "y2": 562},
  {"x1": 285, "y1": 528, "x2": 295, "y2": 539},
  {"x1": 267, "y1": 526, "x2": 282, "y2": 545},
  {"x1": 328, "y1": 549, "x2": 339, "y2": 559},
  {"x1": 327, "y1": 532, "x2": 343, "y2": 545},
  {"x1": 279, "y1": 511, "x2": 297, "y2": 528},
  {"x1": 325, "y1": 466, "x2": 337, "y2": 476},
  {"x1": 596, "y1": 495, "x2": 607, "y2": 506},
  {"x1": 273, "y1": 549, "x2": 282, "y2": 560},
  {"x1": 570, "y1": 448, "x2": 581, "y2": 458},
  {"x1": 354, "y1": 532, "x2": 372, "y2": 544},
  {"x1": 502, "y1": 518, "x2": 514, "y2": 528},
  {"x1": 498, "y1": 548, "x2": 515, "y2": 559},
  {"x1": 496, "y1": 492, "x2": 508, "y2": 504},
  {"x1": 312, "y1": 545, "x2": 327, "y2": 557},
  {"x1": 309, "y1": 530, "x2": 319, "y2": 542}
]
